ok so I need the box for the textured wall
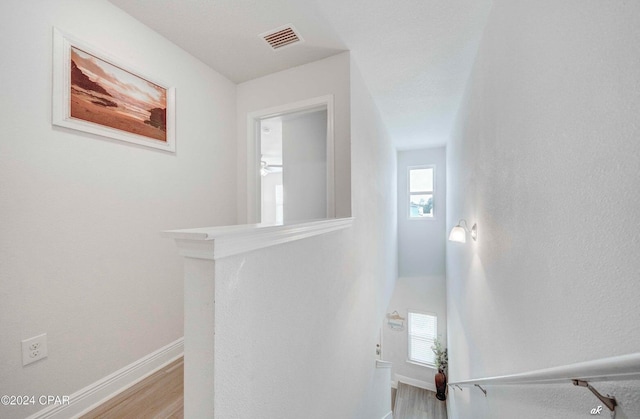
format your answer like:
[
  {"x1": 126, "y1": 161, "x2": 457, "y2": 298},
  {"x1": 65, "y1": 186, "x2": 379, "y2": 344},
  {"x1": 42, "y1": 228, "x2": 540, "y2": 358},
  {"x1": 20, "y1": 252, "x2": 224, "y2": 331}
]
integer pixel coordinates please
[
  {"x1": 0, "y1": 1, "x2": 237, "y2": 417},
  {"x1": 384, "y1": 147, "x2": 447, "y2": 386},
  {"x1": 447, "y1": 1, "x2": 640, "y2": 418},
  {"x1": 397, "y1": 147, "x2": 446, "y2": 277},
  {"x1": 383, "y1": 275, "x2": 446, "y2": 388},
  {"x1": 212, "y1": 57, "x2": 397, "y2": 418}
]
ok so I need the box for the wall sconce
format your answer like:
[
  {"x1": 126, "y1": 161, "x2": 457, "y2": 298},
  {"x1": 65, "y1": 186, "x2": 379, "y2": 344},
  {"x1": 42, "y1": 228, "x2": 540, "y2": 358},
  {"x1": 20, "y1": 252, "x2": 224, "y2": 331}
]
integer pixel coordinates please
[{"x1": 449, "y1": 219, "x2": 477, "y2": 243}]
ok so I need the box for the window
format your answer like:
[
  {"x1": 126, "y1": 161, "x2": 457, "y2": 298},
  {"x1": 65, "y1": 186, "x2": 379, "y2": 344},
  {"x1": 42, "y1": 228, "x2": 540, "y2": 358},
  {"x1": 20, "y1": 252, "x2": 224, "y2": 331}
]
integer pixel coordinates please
[
  {"x1": 408, "y1": 167, "x2": 434, "y2": 218},
  {"x1": 408, "y1": 311, "x2": 437, "y2": 366}
]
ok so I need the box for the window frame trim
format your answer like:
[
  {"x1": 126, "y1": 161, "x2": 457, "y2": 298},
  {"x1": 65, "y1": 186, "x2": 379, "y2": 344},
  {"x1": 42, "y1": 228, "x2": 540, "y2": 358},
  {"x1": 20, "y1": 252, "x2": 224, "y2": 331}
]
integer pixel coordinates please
[{"x1": 407, "y1": 164, "x2": 436, "y2": 220}]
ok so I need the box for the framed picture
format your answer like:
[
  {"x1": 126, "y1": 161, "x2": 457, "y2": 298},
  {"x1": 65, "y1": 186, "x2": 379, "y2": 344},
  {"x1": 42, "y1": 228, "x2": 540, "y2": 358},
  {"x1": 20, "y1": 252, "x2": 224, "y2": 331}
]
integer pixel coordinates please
[{"x1": 52, "y1": 28, "x2": 176, "y2": 152}]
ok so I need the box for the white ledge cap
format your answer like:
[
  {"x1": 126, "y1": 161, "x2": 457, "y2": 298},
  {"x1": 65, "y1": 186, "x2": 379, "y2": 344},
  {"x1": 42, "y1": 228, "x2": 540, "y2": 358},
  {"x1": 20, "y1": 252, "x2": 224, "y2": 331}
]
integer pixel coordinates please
[{"x1": 162, "y1": 217, "x2": 354, "y2": 260}]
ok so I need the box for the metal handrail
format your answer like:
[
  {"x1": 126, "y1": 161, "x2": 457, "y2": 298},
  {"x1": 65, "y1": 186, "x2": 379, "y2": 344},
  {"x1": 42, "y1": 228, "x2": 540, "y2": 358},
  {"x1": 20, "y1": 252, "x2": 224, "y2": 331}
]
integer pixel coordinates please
[{"x1": 448, "y1": 352, "x2": 640, "y2": 415}]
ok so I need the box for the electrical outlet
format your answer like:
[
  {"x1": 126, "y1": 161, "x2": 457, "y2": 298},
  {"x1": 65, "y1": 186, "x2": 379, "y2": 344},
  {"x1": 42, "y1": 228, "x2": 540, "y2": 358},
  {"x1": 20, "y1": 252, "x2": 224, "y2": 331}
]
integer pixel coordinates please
[{"x1": 21, "y1": 334, "x2": 47, "y2": 366}]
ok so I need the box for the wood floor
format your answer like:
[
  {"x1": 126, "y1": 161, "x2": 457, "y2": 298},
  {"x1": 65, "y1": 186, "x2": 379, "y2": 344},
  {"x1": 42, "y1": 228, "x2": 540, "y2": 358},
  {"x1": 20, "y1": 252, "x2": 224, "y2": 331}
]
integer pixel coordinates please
[
  {"x1": 393, "y1": 382, "x2": 447, "y2": 419},
  {"x1": 80, "y1": 359, "x2": 443, "y2": 419},
  {"x1": 80, "y1": 357, "x2": 184, "y2": 419}
]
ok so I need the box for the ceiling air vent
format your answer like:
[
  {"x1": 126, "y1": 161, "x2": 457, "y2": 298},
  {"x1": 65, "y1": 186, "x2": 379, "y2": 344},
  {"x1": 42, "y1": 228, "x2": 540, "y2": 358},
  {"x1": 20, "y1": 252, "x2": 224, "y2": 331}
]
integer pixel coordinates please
[{"x1": 260, "y1": 25, "x2": 304, "y2": 51}]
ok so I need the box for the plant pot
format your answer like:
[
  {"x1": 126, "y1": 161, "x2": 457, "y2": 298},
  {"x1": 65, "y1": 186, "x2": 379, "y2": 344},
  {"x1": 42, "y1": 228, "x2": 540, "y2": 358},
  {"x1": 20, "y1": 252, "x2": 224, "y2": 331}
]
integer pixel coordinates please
[{"x1": 435, "y1": 369, "x2": 447, "y2": 401}]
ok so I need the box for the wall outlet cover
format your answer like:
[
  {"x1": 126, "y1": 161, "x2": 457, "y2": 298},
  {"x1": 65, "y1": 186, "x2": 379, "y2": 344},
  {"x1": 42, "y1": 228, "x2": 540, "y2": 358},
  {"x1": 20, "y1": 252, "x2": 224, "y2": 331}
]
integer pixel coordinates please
[{"x1": 22, "y1": 333, "x2": 48, "y2": 366}]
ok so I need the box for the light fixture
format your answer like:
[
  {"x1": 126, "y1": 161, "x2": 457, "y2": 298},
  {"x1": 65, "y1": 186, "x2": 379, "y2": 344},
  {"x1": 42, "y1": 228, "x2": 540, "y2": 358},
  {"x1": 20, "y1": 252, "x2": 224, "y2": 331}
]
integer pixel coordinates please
[{"x1": 448, "y1": 219, "x2": 477, "y2": 243}]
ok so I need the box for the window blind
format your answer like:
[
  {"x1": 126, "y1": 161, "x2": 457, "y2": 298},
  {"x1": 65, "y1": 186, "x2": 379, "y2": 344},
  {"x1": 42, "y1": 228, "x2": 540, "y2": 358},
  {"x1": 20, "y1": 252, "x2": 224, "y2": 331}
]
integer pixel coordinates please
[{"x1": 408, "y1": 312, "x2": 437, "y2": 366}]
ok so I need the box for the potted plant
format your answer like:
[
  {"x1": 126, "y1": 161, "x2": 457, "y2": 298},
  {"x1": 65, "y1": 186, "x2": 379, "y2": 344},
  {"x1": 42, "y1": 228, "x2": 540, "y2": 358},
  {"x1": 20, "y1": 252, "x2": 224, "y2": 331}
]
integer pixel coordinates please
[{"x1": 432, "y1": 338, "x2": 448, "y2": 401}]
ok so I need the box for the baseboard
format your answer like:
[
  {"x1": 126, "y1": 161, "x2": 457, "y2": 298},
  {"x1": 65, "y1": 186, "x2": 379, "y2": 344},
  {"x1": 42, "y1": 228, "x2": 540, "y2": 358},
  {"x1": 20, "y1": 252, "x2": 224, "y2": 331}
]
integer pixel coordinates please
[
  {"x1": 394, "y1": 374, "x2": 436, "y2": 393},
  {"x1": 26, "y1": 337, "x2": 184, "y2": 419},
  {"x1": 382, "y1": 411, "x2": 393, "y2": 419}
]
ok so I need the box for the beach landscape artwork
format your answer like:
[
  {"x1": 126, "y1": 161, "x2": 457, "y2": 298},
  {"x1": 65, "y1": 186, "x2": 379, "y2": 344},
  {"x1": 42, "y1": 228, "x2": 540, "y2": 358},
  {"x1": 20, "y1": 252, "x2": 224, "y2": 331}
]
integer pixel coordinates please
[
  {"x1": 71, "y1": 47, "x2": 167, "y2": 141},
  {"x1": 53, "y1": 29, "x2": 175, "y2": 152}
]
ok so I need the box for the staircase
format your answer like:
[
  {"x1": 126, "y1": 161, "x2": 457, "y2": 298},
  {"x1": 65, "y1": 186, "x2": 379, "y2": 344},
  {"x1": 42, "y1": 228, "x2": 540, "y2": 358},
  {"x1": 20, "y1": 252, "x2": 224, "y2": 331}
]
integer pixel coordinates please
[{"x1": 393, "y1": 382, "x2": 447, "y2": 419}]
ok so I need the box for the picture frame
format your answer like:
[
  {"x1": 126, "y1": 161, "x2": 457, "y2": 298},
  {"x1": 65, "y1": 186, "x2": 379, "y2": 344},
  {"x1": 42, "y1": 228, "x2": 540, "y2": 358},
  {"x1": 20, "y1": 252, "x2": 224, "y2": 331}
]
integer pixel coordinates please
[
  {"x1": 386, "y1": 311, "x2": 405, "y2": 331},
  {"x1": 52, "y1": 28, "x2": 176, "y2": 152}
]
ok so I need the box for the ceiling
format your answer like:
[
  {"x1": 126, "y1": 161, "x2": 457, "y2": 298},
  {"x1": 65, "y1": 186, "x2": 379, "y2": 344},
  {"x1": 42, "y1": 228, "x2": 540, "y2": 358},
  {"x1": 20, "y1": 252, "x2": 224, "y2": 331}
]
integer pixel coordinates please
[{"x1": 109, "y1": 0, "x2": 492, "y2": 150}]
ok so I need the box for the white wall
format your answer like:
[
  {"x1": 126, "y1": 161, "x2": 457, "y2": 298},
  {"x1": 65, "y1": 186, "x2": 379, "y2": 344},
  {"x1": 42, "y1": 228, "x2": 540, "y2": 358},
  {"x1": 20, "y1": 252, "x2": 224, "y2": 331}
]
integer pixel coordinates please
[
  {"x1": 0, "y1": 1, "x2": 237, "y2": 417},
  {"x1": 384, "y1": 147, "x2": 447, "y2": 387},
  {"x1": 384, "y1": 275, "x2": 446, "y2": 389},
  {"x1": 237, "y1": 52, "x2": 351, "y2": 223},
  {"x1": 212, "y1": 55, "x2": 396, "y2": 418},
  {"x1": 447, "y1": 1, "x2": 640, "y2": 418},
  {"x1": 397, "y1": 147, "x2": 446, "y2": 277},
  {"x1": 282, "y1": 110, "x2": 327, "y2": 222},
  {"x1": 350, "y1": 58, "x2": 398, "y2": 419}
]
